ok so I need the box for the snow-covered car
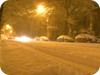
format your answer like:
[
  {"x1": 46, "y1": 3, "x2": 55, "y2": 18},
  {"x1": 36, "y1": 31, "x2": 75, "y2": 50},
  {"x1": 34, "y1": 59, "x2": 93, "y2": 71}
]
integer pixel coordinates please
[
  {"x1": 97, "y1": 39, "x2": 100, "y2": 43},
  {"x1": 33, "y1": 36, "x2": 49, "y2": 41},
  {"x1": 40, "y1": 36, "x2": 49, "y2": 41},
  {"x1": 57, "y1": 35, "x2": 75, "y2": 42},
  {"x1": 33, "y1": 37, "x2": 40, "y2": 41},
  {"x1": 75, "y1": 34, "x2": 98, "y2": 43}
]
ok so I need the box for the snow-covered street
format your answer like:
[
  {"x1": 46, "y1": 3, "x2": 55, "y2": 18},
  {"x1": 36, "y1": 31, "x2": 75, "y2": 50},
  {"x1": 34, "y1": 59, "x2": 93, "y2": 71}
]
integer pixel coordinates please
[{"x1": 0, "y1": 40, "x2": 100, "y2": 75}]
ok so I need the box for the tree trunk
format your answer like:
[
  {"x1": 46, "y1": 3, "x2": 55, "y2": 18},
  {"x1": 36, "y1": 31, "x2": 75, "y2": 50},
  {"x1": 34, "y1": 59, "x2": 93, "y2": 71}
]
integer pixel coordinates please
[{"x1": 68, "y1": 24, "x2": 72, "y2": 36}]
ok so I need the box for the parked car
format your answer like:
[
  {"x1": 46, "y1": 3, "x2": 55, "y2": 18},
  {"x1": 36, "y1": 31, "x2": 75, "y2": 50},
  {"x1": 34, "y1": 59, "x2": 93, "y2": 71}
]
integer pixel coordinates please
[
  {"x1": 75, "y1": 34, "x2": 98, "y2": 43},
  {"x1": 97, "y1": 39, "x2": 100, "y2": 43},
  {"x1": 40, "y1": 36, "x2": 49, "y2": 41},
  {"x1": 34, "y1": 37, "x2": 40, "y2": 41},
  {"x1": 57, "y1": 35, "x2": 75, "y2": 42}
]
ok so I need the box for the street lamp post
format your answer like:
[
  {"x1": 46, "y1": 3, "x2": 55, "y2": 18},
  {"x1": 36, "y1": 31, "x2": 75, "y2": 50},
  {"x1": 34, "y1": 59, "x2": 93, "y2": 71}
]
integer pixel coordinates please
[{"x1": 36, "y1": 4, "x2": 49, "y2": 37}]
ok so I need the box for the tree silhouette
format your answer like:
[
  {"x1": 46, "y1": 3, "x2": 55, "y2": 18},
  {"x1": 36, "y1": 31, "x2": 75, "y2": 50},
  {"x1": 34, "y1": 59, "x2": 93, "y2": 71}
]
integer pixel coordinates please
[{"x1": 0, "y1": 2, "x2": 5, "y2": 33}]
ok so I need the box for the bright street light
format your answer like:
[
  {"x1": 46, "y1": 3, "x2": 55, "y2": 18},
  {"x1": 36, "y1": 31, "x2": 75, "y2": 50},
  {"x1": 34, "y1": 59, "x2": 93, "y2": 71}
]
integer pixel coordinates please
[
  {"x1": 6, "y1": 24, "x2": 12, "y2": 30},
  {"x1": 10, "y1": 30, "x2": 13, "y2": 33},
  {"x1": 36, "y1": 4, "x2": 46, "y2": 15}
]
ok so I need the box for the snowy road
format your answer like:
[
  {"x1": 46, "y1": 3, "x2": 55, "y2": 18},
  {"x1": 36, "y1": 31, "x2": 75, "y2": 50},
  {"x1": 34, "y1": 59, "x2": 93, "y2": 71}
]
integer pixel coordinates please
[{"x1": 0, "y1": 40, "x2": 100, "y2": 75}]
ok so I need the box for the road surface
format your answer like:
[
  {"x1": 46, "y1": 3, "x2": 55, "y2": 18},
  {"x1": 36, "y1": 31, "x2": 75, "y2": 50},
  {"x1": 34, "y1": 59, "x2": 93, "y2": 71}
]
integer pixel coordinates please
[{"x1": 0, "y1": 40, "x2": 100, "y2": 75}]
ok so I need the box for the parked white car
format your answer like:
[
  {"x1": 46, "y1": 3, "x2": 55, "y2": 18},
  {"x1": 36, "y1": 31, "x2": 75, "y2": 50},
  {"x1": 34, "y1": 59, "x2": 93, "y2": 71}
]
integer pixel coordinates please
[
  {"x1": 75, "y1": 34, "x2": 98, "y2": 43},
  {"x1": 57, "y1": 35, "x2": 75, "y2": 42}
]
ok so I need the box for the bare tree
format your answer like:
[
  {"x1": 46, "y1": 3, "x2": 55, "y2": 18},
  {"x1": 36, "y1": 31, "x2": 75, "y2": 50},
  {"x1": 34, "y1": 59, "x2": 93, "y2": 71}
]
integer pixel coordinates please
[{"x1": 62, "y1": 0, "x2": 94, "y2": 36}]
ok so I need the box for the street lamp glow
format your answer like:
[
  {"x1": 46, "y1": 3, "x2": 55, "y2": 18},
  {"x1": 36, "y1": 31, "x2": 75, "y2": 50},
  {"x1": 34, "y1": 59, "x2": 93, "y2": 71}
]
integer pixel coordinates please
[
  {"x1": 10, "y1": 30, "x2": 13, "y2": 33},
  {"x1": 6, "y1": 24, "x2": 12, "y2": 30},
  {"x1": 36, "y1": 5, "x2": 46, "y2": 14}
]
